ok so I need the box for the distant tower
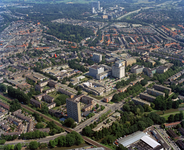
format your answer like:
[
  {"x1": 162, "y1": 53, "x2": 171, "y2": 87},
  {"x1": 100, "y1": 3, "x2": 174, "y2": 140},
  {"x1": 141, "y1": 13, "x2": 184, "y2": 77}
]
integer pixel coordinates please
[
  {"x1": 92, "y1": 7, "x2": 96, "y2": 14},
  {"x1": 98, "y1": 1, "x2": 100, "y2": 11}
]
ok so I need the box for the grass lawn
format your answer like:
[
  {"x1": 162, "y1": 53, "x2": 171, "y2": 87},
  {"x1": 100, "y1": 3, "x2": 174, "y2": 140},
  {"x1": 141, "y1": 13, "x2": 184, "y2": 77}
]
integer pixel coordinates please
[
  {"x1": 80, "y1": 77, "x2": 89, "y2": 82},
  {"x1": 156, "y1": 108, "x2": 179, "y2": 115},
  {"x1": 108, "y1": 101, "x2": 114, "y2": 104},
  {"x1": 89, "y1": 94, "x2": 104, "y2": 100},
  {"x1": 48, "y1": 91, "x2": 60, "y2": 99},
  {"x1": 160, "y1": 110, "x2": 184, "y2": 120},
  {"x1": 0, "y1": 94, "x2": 11, "y2": 104},
  {"x1": 53, "y1": 106, "x2": 61, "y2": 110},
  {"x1": 43, "y1": 86, "x2": 50, "y2": 91},
  {"x1": 179, "y1": 103, "x2": 184, "y2": 108}
]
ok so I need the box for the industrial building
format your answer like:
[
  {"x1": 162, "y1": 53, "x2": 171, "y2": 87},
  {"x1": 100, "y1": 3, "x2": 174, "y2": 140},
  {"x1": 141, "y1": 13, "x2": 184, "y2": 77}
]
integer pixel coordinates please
[
  {"x1": 151, "y1": 130, "x2": 170, "y2": 150},
  {"x1": 92, "y1": 53, "x2": 102, "y2": 63},
  {"x1": 153, "y1": 84, "x2": 172, "y2": 93},
  {"x1": 112, "y1": 60, "x2": 125, "y2": 79},
  {"x1": 147, "y1": 88, "x2": 165, "y2": 97},
  {"x1": 140, "y1": 93, "x2": 156, "y2": 102},
  {"x1": 132, "y1": 97, "x2": 151, "y2": 106},
  {"x1": 116, "y1": 131, "x2": 161, "y2": 149}
]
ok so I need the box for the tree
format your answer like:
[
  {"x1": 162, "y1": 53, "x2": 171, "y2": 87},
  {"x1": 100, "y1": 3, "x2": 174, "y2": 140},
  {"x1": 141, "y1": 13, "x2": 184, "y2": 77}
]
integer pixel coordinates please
[
  {"x1": 82, "y1": 126, "x2": 93, "y2": 137},
  {"x1": 41, "y1": 103, "x2": 48, "y2": 114},
  {"x1": 0, "y1": 84, "x2": 6, "y2": 92},
  {"x1": 70, "y1": 131, "x2": 83, "y2": 145},
  {"x1": 35, "y1": 123, "x2": 44, "y2": 129},
  {"x1": 29, "y1": 141, "x2": 38, "y2": 150},
  {"x1": 77, "y1": 91, "x2": 82, "y2": 95},
  {"x1": 176, "y1": 124, "x2": 181, "y2": 129},
  {"x1": 66, "y1": 134, "x2": 75, "y2": 146},
  {"x1": 0, "y1": 139, "x2": 6, "y2": 145},
  {"x1": 102, "y1": 135, "x2": 116, "y2": 145},
  {"x1": 96, "y1": 103, "x2": 99, "y2": 109},
  {"x1": 54, "y1": 94, "x2": 68, "y2": 106},
  {"x1": 172, "y1": 101, "x2": 179, "y2": 109},
  {"x1": 58, "y1": 136, "x2": 66, "y2": 147},
  {"x1": 140, "y1": 79, "x2": 148, "y2": 86},
  {"x1": 123, "y1": 105, "x2": 130, "y2": 112},
  {"x1": 181, "y1": 121, "x2": 184, "y2": 128},
  {"x1": 101, "y1": 105, "x2": 105, "y2": 110},
  {"x1": 174, "y1": 114, "x2": 180, "y2": 121},
  {"x1": 9, "y1": 99, "x2": 21, "y2": 112},
  {"x1": 4, "y1": 145, "x2": 11, "y2": 150},
  {"x1": 49, "y1": 140, "x2": 56, "y2": 148},
  {"x1": 116, "y1": 144, "x2": 128, "y2": 150},
  {"x1": 179, "y1": 111, "x2": 184, "y2": 120},
  {"x1": 168, "y1": 115, "x2": 174, "y2": 123},
  {"x1": 63, "y1": 118, "x2": 76, "y2": 128},
  {"x1": 14, "y1": 143, "x2": 22, "y2": 150}
]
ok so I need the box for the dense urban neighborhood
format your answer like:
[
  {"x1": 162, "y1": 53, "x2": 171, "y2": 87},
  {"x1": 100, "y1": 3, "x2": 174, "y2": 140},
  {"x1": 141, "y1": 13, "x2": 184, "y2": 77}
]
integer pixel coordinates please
[{"x1": 1, "y1": 0, "x2": 184, "y2": 150}]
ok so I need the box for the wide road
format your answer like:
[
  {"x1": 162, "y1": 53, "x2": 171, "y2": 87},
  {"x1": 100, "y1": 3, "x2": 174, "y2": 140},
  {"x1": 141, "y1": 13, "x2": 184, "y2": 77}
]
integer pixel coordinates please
[
  {"x1": 74, "y1": 101, "x2": 124, "y2": 133},
  {"x1": 0, "y1": 93, "x2": 111, "y2": 150}
]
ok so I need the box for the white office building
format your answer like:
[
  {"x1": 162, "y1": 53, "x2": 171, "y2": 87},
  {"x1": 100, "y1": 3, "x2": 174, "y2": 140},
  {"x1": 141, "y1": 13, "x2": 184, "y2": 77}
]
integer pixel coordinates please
[{"x1": 112, "y1": 60, "x2": 125, "y2": 79}]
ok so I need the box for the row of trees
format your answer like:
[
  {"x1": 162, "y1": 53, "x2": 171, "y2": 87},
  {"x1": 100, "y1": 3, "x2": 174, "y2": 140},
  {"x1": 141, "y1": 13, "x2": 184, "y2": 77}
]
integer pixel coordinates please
[
  {"x1": 49, "y1": 131, "x2": 83, "y2": 148},
  {"x1": 116, "y1": 74, "x2": 136, "y2": 89},
  {"x1": 7, "y1": 86, "x2": 30, "y2": 104},
  {"x1": 153, "y1": 95, "x2": 181, "y2": 110},
  {"x1": 3, "y1": 143, "x2": 21, "y2": 150},
  {"x1": 152, "y1": 66, "x2": 183, "y2": 84},
  {"x1": 112, "y1": 82, "x2": 145, "y2": 102},
  {"x1": 19, "y1": 130, "x2": 48, "y2": 140},
  {"x1": 168, "y1": 111, "x2": 184, "y2": 123},
  {"x1": 46, "y1": 121, "x2": 64, "y2": 135}
]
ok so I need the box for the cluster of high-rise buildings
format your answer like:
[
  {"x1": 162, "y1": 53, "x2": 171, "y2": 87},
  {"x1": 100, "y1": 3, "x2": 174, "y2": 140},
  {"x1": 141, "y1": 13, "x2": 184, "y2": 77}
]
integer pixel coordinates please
[{"x1": 91, "y1": 1, "x2": 104, "y2": 14}]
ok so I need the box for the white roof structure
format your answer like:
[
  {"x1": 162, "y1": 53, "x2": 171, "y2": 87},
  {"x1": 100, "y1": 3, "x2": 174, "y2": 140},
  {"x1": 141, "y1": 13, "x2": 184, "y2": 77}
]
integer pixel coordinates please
[
  {"x1": 141, "y1": 136, "x2": 161, "y2": 148},
  {"x1": 77, "y1": 75, "x2": 85, "y2": 81},
  {"x1": 118, "y1": 131, "x2": 146, "y2": 147}
]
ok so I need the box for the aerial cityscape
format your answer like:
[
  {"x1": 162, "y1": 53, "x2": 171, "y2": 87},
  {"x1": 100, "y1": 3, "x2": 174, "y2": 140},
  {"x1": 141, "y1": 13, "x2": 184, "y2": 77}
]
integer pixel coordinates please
[{"x1": 1, "y1": 0, "x2": 184, "y2": 150}]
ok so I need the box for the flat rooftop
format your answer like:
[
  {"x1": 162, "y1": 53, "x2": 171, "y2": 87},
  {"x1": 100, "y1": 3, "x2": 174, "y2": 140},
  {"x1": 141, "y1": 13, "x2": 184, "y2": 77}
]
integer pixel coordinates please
[{"x1": 118, "y1": 131, "x2": 146, "y2": 147}]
